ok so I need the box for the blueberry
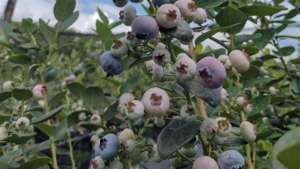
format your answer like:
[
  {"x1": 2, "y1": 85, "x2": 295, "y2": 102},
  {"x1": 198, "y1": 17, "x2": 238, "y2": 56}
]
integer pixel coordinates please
[
  {"x1": 193, "y1": 156, "x2": 219, "y2": 169},
  {"x1": 153, "y1": 0, "x2": 170, "y2": 7},
  {"x1": 99, "y1": 51, "x2": 124, "y2": 76},
  {"x1": 170, "y1": 19, "x2": 193, "y2": 44},
  {"x1": 94, "y1": 133, "x2": 120, "y2": 160},
  {"x1": 217, "y1": 150, "x2": 245, "y2": 169},
  {"x1": 156, "y1": 4, "x2": 181, "y2": 29},
  {"x1": 196, "y1": 56, "x2": 226, "y2": 89},
  {"x1": 240, "y1": 121, "x2": 256, "y2": 143},
  {"x1": 111, "y1": 38, "x2": 129, "y2": 57},
  {"x1": 152, "y1": 43, "x2": 171, "y2": 65},
  {"x1": 113, "y1": 0, "x2": 128, "y2": 7},
  {"x1": 119, "y1": 5, "x2": 136, "y2": 26},
  {"x1": 131, "y1": 16, "x2": 159, "y2": 40},
  {"x1": 130, "y1": 0, "x2": 143, "y2": 3},
  {"x1": 228, "y1": 50, "x2": 250, "y2": 73}
]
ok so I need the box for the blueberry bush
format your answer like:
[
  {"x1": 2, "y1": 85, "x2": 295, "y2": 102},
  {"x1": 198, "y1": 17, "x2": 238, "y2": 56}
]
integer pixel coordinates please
[{"x1": 0, "y1": 0, "x2": 300, "y2": 169}]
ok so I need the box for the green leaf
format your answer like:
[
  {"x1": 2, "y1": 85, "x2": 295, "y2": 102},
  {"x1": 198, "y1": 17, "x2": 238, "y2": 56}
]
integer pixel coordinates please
[
  {"x1": 109, "y1": 20, "x2": 123, "y2": 29},
  {"x1": 19, "y1": 156, "x2": 50, "y2": 169},
  {"x1": 195, "y1": 24, "x2": 240, "y2": 44},
  {"x1": 240, "y1": 5, "x2": 285, "y2": 16},
  {"x1": 196, "y1": 0, "x2": 227, "y2": 8},
  {"x1": 36, "y1": 120, "x2": 68, "y2": 139},
  {"x1": 0, "y1": 92, "x2": 11, "y2": 103},
  {"x1": 96, "y1": 20, "x2": 113, "y2": 50},
  {"x1": 67, "y1": 82, "x2": 85, "y2": 97},
  {"x1": 12, "y1": 89, "x2": 32, "y2": 101},
  {"x1": 120, "y1": 73, "x2": 140, "y2": 93},
  {"x1": 0, "y1": 113, "x2": 11, "y2": 124},
  {"x1": 39, "y1": 19, "x2": 56, "y2": 44},
  {"x1": 279, "y1": 46, "x2": 295, "y2": 56},
  {"x1": 253, "y1": 29, "x2": 275, "y2": 49},
  {"x1": 4, "y1": 133, "x2": 36, "y2": 145},
  {"x1": 234, "y1": 33, "x2": 262, "y2": 45},
  {"x1": 8, "y1": 55, "x2": 31, "y2": 64},
  {"x1": 252, "y1": 94, "x2": 270, "y2": 114},
  {"x1": 0, "y1": 150, "x2": 21, "y2": 169},
  {"x1": 240, "y1": 66, "x2": 260, "y2": 87},
  {"x1": 48, "y1": 91, "x2": 66, "y2": 108},
  {"x1": 67, "y1": 110, "x2": 90, "y2": 126},
  {"x1": 32, "y1": 106, "x2": 64, "y2": 124},
  {"x1": 54, "y1": 0, "x2": 76, "y2": 21},
  {"x1": 157, "y1": 119, "x2": 201, "y2": 159},
  {"x1": 82, "y1": 87, "x2": 105, "y2": 109},
  {"x1": 97, "y1": 8, "x2": 109, "y2": 25},
  {"x1": 57, "y1": 11, "x2": 79, "y2": 31},
  {"x1": 215, "y1": 6, "x2": 247, "y2": 33},
  {"x1": 103, "y1": 101, "x2": 118, "y2": 121},
  {"x1": 213, "y1": 134, "x2": 247, "y2": 146},
  {"x1": 272, "y1": 127, "x2": 300, "y2": 169}
]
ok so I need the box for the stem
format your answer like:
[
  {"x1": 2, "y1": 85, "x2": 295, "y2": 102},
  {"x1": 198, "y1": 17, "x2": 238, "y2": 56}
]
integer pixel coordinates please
[
  {"x1": 252, "y1": 142, "x2": 256, "y2": 169},
  {"x1": 229, "y1": 33, "x2": 235, "y2": 50},
  {"x1": 240, "y1": 111, "x2": 254, "y2": 169},
  {"x1": 177, "y1": 151, "x2": 192, "y2": 162},
  {"x1": 273, "y1": 39, "x2": 290, "y2": 76},
  {"x1": 188, "y1": 42, "x2": 196, "y2": 61},
  {"x1": 246, "y1": 144, "x2": 254, "y2": 169},
  {"x1": 44, "y1": 94, "x2": 60, "y2": 169},
  {"x1": 209, "y1": 37, "x2": 229, "y2": 50},
  {"x1": 188, "y1": 42, "x2": 208, "y2": 119},
  {"x1": 67, "y1": 130, "x2": 77, "y2": 169},
  {"x1": 50, "y1": 137, "x2": 59, "y2": 169}
]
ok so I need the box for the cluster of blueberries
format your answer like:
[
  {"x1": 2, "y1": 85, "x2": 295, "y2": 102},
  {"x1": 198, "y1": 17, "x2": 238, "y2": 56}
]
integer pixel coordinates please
[{"x1": 95, "y1": 0, "x2": 255, "y2": 169}]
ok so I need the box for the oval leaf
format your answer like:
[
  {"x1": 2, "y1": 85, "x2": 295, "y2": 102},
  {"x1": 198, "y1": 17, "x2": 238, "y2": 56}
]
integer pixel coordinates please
[
  {"x1": 157, "y1": 119, "x2": 201, "y2": 159},
  {"x1": 272, "y1": 127, "x2": 300, "y2": 169}
]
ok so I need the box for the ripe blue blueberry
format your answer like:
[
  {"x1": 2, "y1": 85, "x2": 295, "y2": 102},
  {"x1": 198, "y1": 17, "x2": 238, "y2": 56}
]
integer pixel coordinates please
[
  {"x1": 94, "y1": 133, "x2": 120, "y2": 160},
  {"x1": 217, "y1": 150, "x2": 245, "y2": 169},
  {"x1": 153, "y1": 0, "x2": 170, "y2": 7},
  {"x1": 113, "y1": 0, "x2": 128, "y2": 7},
  {"x1": 130, "y1": 0, "x2": 143, "y2": 3},
  {"x1": 100, "y1": 51, "x2": 124, "y2": 76},
  {"x1": 196, "y1": 56, "x2": 226, "y2": 89},
  {"x1": 131, "y1": 16, "x2": 159, "y2": 39}
]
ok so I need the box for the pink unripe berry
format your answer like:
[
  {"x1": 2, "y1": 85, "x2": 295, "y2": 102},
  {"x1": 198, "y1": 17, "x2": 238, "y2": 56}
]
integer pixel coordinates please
[
  {"x1": 192, "y1": 156, "x2": 219, "y2": 169},
  {"x1": 156, "y1": 4, "x2": 181, "y2": 29},
  {"x1": 142, "y1": 87, "x2": 170, "y2": 116},
  {"x1": 32, "y1": 84, "x2": 48, "y2": 98}
]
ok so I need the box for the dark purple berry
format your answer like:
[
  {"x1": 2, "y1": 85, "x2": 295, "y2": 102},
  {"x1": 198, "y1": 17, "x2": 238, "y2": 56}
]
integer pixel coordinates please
[
  {"x1": 196, "y1": 56, "x2": 226, "y2": 89},
  {"x1": 131, "y1": 16, "x2": 159, "y2": 40},
  {"x1": 100, "y1": 52, "x2": 124, "y2": 76},
  {"x1": 113, "y1": 0, "x2": 128, "y2": 7}
]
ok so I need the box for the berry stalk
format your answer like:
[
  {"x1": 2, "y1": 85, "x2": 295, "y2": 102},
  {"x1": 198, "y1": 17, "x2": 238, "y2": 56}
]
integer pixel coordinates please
[{"x1": 188, "y1": 42, "x2": 208, "y2": 119}]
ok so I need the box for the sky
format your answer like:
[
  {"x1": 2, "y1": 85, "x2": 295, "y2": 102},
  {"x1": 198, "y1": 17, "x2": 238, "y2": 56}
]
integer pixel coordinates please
[
  {"x1": 0, "y1": 0, "x2": 299, "y2": 50},
  {"x1": 0, "y1": 0, "x2": 147, "y2": 33}
]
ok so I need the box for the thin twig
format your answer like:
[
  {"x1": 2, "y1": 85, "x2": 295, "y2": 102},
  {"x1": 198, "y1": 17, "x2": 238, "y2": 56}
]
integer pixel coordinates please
[{"x1": 209, "y1": 37, "x2": 229, "y2": 50}]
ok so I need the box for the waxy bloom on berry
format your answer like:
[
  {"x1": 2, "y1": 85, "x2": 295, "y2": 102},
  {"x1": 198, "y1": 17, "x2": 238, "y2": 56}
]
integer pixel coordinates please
[
  {"x1": 175, "y1": 53, "x2": 197, "y2": 81},
  {"x1": 142, "y1": 87, "x2": 170, "y2": 116},
  {"x1": 156, "y1": 4, "x2": 181, "y2": 29},
  {"x1": 32, "y1": 84, "x2": 48, "y2": 98}
]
